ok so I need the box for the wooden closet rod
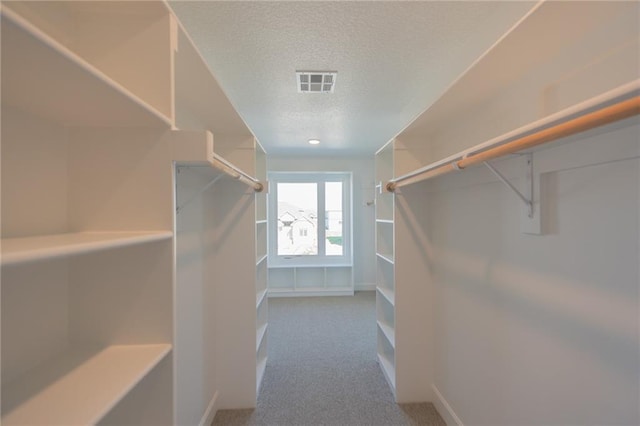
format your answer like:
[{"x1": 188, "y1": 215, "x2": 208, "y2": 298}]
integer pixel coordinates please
[
  {"x1": 212, "y1": 153, "x2": 264, "y2": 192},
  {"x1": 387, "y1": 93, "x2": 640, "y2": 192}
]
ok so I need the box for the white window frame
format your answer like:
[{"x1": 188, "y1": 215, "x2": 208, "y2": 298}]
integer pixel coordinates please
[{"x1": 268, "y1": 172, "x2": 352, "y2": 267}]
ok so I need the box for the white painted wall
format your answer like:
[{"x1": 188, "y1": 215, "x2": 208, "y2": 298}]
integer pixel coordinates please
[
  {"x1": 388, "y1": 3, "x2": 640, "y2": 422},
  {"x1": 175, "y1": 169, "x2": 259, "y2": 420},
  {"x1": 175, "y1": 167, "x2": 208, "y2": 426},
  {"x1": 268, "y1": 156, "x2": 376, "y2": 289},
  {"x1": 423, "y1": 120, "x2": 639, "y2": 425},
  {"x1": 211, "y1": 180, "x2": 258, "y2": 409}
]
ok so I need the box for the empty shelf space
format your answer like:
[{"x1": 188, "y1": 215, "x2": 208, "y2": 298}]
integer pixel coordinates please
[
  {"x1": 1, "y1": 231, "x2": 173, "y2": 266},
  {"x1": 256, "y1": 289, "x2": 268, "y2": 308},
  {"x1": 1, "y1": 9, "x2": 171, "y2": 128},
  {"x1": 256, "y1": 254, "x2": 268, "y2": 266},
  {"x1": 256, "y1": 356, "x2": 267, "y2": 393},
  {"x1": 377, "y1": 321, "x2": 396, "y2": 348},
  {"x1": 2, "y1": 344, "x2": 172, "y2": 426},
  {"x1": 377, "y1": 353, "x2": 396, "y2": 390},
  {"x1": 377, "y1": 286, "x2": 395, "y2": 306},
  {"x1": 256, "y1": 323, "x2": 268, "y2": 352},
  {"x1": 173, "y1": 23, "x2": 250, "y2": 135}
]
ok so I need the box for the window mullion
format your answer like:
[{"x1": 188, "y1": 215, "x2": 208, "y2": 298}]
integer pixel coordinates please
[{"x1": 317, "y1": 181, "x2": 326, "y2": 257}]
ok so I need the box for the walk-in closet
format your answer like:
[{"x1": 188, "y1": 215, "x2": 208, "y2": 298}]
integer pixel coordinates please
[
  {"x1": 2, "y1": 2, "x2": 266, "y2": 424},
  {"x1": 1, "y1": 1, "x2": 638, "y2": 425}
]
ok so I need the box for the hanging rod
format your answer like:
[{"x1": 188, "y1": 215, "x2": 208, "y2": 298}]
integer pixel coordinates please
[
  {"x1": 387, "y1": 81, "x2": 640, "y2": 192},
  {"x1": 211, "y1": 153, "x2": 264, "y2": 192}
]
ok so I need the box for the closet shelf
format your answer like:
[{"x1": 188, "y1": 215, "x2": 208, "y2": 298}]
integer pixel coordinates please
[
  {"x1": 1, "y1": 231, "x2": 173, "y2": 266},
  {"x1": 256, "y1": 254, "x2": 268, "y2": 266},
  {"x1": 256, "y1": 288, "x2": 268, "y2": 308},
  {"x1": 256, "y1": 323, "x2": 268, "y2": 352},
  {"x1": 377, "y1": 286, "x2": 395, "y2": 306},
  {"x1": 174, "y1": 22, "x2": 252, "y2": 137},
  {"x1": 268, "y1": 263, "x2": 352, "y2": 269},
  {"x1": 256, "y1": 356, "x2": 267, "y2": 393},
  {"x1": 377, "y1": 321, "x2": 396, "y2": 348},
  {"x1": 268, "y1": 287, "x2": 354, "y2": 297},
  {"x1": 376, "y1": 253, "x2": 395, "y2": 265},
  {"x1": 1, "y1": 8, "x2": 171, "y2": 128},
  {"x1": 376, "y1": 219, "x2": 394, "y2": 224},
  {"x1": 377, "y1": 353, "x2": 396, "y2": 390},
  {"x1": 387, "y1": 85, "x2": 640, "y2": 191},
  {"x1": 1, "y1": 344, "x2": 172, "y2": 426}
]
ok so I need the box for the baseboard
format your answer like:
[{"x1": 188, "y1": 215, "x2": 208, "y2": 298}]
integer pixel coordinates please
[
  {"x1": 432, "y1": 384, "x2": 463, "y2": 426},
  {"x1": 355, "y1": 282, "x2": 376, "y2": 291},
  {"x1": 199, "y1": 390, "x2": 219, "y2": 426}
]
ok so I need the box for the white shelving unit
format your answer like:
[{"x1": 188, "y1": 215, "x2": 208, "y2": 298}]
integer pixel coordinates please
[
  {"x1": 268, "y1": 265, "x2": 354, "y2": 297},
  {"x1": 2, "y1": 2, "x2": 266, "y2": 425},
  {"x1": 374, "y1": 140, "x2": 431, "y2": 403},
  {"x1": 172, "y1": 15, "x2": 266, "y2": 422},
  {"x1": 1, "y1": 5, "x2": 172, "y2": 128},
  {"x1": 1, "y1": 3, "x2": 175, "y2": 424},
  {"x1": 2, "y1": 345, "x2": 171, "y2": 425},
  {"x1": 374, "y1": 142, "x2": 397, "y2": 395},
  {"x1": 1, "y1": 232, "x2": 173, "y2": 266},
  {"x1": 255, "y1": 142, "x2": 269, "y2": 393}
]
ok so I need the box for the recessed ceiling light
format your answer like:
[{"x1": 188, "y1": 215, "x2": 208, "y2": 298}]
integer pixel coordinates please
[
  {"x1": 308, "y1": 139, "x2": 320, "y2": 145},
  {"x1": 296, "y1": 71, "x2": 337, "y2": 93}
]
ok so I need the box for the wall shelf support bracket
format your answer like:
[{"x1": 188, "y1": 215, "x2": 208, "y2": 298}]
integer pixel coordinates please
[
  {"x1": 483, "y1": 154, "x2": 534, "y2": 219},
  {"x1": 176, "y1": 167, "x2": 224, "y2": 213}
]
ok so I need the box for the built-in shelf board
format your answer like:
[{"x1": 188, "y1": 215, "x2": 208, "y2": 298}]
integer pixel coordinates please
[
  {"x1": 1, "y1": 8, "x2": 171, "y2": 128},
  {"x1": 377, "y1": 321, "x2": 396, "y2": 349},
  {"x1": 256, "y1": 356, "x2": 267, "y2": 393},
  {"x1": 377, "y1": 286, "x2": 395, "y2": 306},
  {"x1": 173, "y1": 22, "x2": 251, "y2": 135},
  {"x1": 376, "y1": 219, "x2": 394, "y2": 224},
  {"x1": 2, "y1": 344, "x2": 172, "y2": 426},
  {"x1": 268, "y1": 287, "x2": 354, "y2": 298},
  {"x1": 376, "y1": 253, "x2": 394, "y2": 265},
  {"x1": 1, "y1": 231, "x2": 173, "y2": 266},
  {"x1": 292, "y1": 286, "x2": 326, "y2": 293},
  {"x1": 268, "y1": 263, "x2": 353, "y2": 269},
  {"x1": 256, "y1": 289, "x2": 268, "y2": 308},
  {"x1": 256, "y1": 220, "x2": 267, "y2": 225},
  {"x1": 377, "y1": 353, "x2": 396, "y2": 391},
  {"x1": 256, "y1": 254, "x2": 268, "y2": 266},
  {"x1": 256, "y1": 324, "x2": 268, "y2": 352}
]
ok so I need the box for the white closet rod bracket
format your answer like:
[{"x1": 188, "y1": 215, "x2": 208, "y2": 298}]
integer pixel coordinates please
[
  {"x1": 483, "y1": 154, "x2": 533, "y2": 218},
  {"x1": 176, "y1": 170, "x2": 224, "y2": 213}
]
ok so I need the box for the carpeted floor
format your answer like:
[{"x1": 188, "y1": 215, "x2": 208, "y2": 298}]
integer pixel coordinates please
[{"x1": 212, "y1": 292, "x2": 445, "y2": 426}]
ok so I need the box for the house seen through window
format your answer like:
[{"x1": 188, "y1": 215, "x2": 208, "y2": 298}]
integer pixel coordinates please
[{"x1": 268, "y1": 172, "x2": 351, "y2": 266}]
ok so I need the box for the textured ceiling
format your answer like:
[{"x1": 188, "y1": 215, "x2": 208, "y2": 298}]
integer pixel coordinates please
[{"x1": 169, "y1": 1, "x2": 536, "y2": 156}]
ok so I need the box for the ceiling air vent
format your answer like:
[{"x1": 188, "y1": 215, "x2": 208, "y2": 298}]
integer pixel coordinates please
[{"x1": 296, "y1": 71, "x2": 337, "y2": 93}]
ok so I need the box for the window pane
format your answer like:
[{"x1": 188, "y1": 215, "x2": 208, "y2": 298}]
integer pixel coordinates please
[
  {"x1": 325, "y1": 182, "x2": 343, "y2": 256},
  {"x1": 277, "y1": 183, "x2": 317, "y2": 255}
]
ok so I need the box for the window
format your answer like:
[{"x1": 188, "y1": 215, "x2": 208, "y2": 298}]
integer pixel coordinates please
[{"x1": 268, "y1": 172, "x2": 352, "y2": 266}]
